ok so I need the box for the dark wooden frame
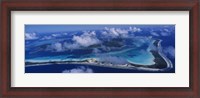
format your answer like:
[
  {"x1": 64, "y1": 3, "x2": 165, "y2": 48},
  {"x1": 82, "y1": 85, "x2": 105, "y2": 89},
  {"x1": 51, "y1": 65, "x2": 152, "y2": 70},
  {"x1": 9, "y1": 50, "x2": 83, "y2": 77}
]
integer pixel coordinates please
[{"x1": 0, "y1": 0, "x2": 199, "y2": 97}]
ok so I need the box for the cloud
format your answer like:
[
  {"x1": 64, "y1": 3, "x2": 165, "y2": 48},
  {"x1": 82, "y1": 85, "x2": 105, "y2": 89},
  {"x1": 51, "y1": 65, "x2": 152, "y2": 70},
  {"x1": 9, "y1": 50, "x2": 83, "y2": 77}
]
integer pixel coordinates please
[
  {"x1": 63, "y1": 33, "x2": 68, "y2": 35},
  {"x1": 129, "y1": 27, "x2": 142, "y2": 32},
  {"x1": 103, "y1": 26, "x2": 141, "y2": 38},
  {"x1": 41, "y1": 36, "x2": 52, "y2": 40},
  {"x1": 52, "y1": 34, "x2": 60, "y2": 37},
  {"x1": 50, "y1": 42, "x2": 63, "y2": 52},
  {"x1": 25, "y1": 33, "x2": 38, "y2": 40},
  {"x1": 160, "y1": 28, "x2": 171, "y2": 36},
  {"x1": 160, "y1": 32, "x2": 170, "y2": 36},
  {"x1": 163, "y1": 46, "x2": 175, "y2": 58},
  {"x1": 163, "y1": 28, "x2": 170, "y2": 32},
  {"x1": 109, "y1": 28, "x2": 120, "y2": 36},
  {"x1": 102, "y1": 31, "x2": 108, "y2": 35},
  {"x1": 116, "y1": 28, "x2": 129, "y2": 37},
  {"x1": 47, "y1": 42, "x2": 80, "y2": 52},
  {"x1": 62, "y1": 66, "x2": 93, "y2": 73},
  {"x1": 103, "y1": 27, "x2": 129, "y2": 38},
  {"x1": 42, "y1": 33, "x2": 62, "y2": 40},
  {"x1": 47, "y1": 31, "x2": 101, "y2": 52},
  {"x1": 150, "y1": 31, "x2": 159, "y2": 36},
  {"x1": 41, "y1": 33, "x2": 63, "y2": 40},
  {"x1": 72, "y1": 31, "x2": 101, "y2": 47}
]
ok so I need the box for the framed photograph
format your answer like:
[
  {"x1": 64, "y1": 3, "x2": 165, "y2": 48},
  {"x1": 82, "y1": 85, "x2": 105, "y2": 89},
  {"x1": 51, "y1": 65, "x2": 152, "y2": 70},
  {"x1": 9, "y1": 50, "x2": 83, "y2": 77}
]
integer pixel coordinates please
[{"x1": 1, "y1": 0, "x2": 199, "y2": 97}]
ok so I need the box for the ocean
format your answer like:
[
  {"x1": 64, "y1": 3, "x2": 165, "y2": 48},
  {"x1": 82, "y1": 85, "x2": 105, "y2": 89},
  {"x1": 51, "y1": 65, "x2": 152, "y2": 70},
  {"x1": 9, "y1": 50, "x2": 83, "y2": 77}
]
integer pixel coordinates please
[{"x1": 25, "y1": 64, "x2": 175, "y2": 73}]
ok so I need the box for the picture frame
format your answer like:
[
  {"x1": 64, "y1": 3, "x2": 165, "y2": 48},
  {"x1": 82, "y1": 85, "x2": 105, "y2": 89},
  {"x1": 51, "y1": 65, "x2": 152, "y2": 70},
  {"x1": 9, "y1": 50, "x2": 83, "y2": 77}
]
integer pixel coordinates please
[{"x1": 0, "y1": 0, "x2": 199, "y2": 97}]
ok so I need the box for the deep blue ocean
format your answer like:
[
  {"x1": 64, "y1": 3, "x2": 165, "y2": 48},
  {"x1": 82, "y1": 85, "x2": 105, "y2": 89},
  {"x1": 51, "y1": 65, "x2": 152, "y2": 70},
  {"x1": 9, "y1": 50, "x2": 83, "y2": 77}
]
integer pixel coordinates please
[{"x1": 25, "y1": 64, "x2": 175, "y2": 73}]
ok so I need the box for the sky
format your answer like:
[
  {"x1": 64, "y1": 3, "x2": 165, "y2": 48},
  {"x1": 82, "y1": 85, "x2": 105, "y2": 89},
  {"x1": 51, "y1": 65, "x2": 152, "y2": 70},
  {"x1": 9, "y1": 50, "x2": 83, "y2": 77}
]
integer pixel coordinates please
[
  {"x1": 25, "y1": 25, "x2": 174, "y2": 33},
  {"x1": 25, "y1": 25, "x2": 128, "y2": 33}
]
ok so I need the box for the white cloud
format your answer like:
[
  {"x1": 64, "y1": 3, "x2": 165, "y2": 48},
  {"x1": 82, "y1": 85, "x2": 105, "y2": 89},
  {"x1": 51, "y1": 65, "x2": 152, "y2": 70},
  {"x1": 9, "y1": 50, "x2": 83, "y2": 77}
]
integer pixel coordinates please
[
  {"x1": 50, "y1": 42, "x2": 63, "y2": 52},
  {"x1": 163, "y1": 46, "x2": 175, "y2": 58},
  {"x1": 63, "y1": 33, "x2": 68, "y2": 35},
  {"x1": 52, "y1": 34, "x2": 60, "y2": 37},
  {"x1": 40, "y1": 34, "x2": 60, "y2": 41},
  {"x1": 109, "y1": 28, "x2": 120, "y2": 36},
  {"x1": 103, "y1": 27, "x2": 129, "y2": 38},
  {"x1": 129, "y1": 27, "x2": 142, "y2": 32},
  {"x1": 62, "y1": 66, "x2": 93, "y2": 73},
  {"x1": 41, "y1": 36, "x2": 52, "y2": 40},
  {"x1": 116, "y1": 28, "x2": 129, "y2": 37},
  {"x1": 160, "y1": 32, "x2": 170, "y2": 36},
  {"x1": 160, "y1": 28, "x2": 171, "y2": 36},
  {"x1": 150, "y1": 31, "x2": 159, "y2": 36},
  {"x1": 72, "y1": 31, "x2": 101, "y2": 47},
  {"x1": 102, "y1": 31, "x2": 108, "y2": 35},
  {"x1": 163, "y1": 28, "x2": 170, "y2": 32},
  {"x1": 47, "y1": 42, "x2": 80, "y2": 52},
  {"x1": 48, "y1": 31, "x2": 101, "y2": 51},
  {"x1": 103, "y1": 26, "x2": 141, "y2": 38},
  {"x1": 25, "y1": 33, "x2": 38, "y2": 40},
  {"x1": 46, "y1": 31, "x2": 101, "y2": 52}
]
